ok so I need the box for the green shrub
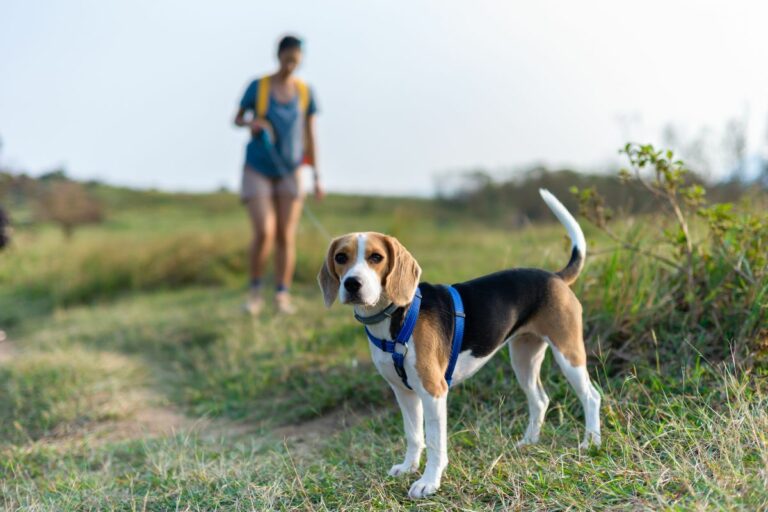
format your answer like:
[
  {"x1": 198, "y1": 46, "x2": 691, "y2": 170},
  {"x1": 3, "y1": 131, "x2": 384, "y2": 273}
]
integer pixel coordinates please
[{"x1": 573, "y1": 144, "x2": 768, "y2": 369}]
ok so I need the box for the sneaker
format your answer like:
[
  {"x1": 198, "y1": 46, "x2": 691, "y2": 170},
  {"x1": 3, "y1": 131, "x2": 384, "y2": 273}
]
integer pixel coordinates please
[
  {"x1": 243, "y1": 289, "x2": 264, "y2": 316},
  {"x1": 275, "y1": 291, "x2": 297, "y2": 315}
]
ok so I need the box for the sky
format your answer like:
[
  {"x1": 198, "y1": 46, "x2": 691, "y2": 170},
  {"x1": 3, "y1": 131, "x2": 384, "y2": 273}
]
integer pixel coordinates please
[{"x1": 1, "y1": 0, "x2": 767, "y2": 196}]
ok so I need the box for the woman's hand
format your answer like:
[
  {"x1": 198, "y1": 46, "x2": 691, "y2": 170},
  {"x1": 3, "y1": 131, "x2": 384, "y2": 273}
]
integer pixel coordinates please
[
  {"x1": 233, "y1": 109, "x2": 274, "y2": 139},
  {"x1": 313, "y1": 177, "x2": 325, "y2": 201},
  {"x1": 250, "y1": 119, "x2": 273, "y2": 138}
]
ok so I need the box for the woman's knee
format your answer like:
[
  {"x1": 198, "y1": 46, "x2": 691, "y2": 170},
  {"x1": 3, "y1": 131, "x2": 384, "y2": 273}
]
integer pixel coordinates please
[
  {"x1": 253, "y1": 223, "x2": 275, "y2": 246},
  {"x1": 275, "y1": 228, "x2": 295, "y2": 248},
  {"x1": 275, "y1": 201, "x2": 302, "y2": 245}
]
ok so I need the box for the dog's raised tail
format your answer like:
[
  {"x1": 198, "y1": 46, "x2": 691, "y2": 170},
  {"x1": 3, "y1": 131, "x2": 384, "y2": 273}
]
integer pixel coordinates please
[{"x1": 539, "y1": 189, "x2": 586, "y2": 285}]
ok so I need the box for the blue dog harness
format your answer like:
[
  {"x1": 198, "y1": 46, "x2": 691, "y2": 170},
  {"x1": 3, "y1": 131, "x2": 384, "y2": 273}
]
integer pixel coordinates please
[{"x1": 364, "y1": 285, "x2": 465, "y2": 390}]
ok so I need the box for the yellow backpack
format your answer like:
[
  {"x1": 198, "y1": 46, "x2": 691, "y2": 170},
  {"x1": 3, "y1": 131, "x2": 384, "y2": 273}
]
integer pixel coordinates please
[{"x1": 255, "y1": 75, "x2": 310, "y2": 119}]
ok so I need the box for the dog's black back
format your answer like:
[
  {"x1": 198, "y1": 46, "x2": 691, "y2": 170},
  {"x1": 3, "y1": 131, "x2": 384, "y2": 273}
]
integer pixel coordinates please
[{"x1": 387, "y1": 269, "x2": 559, "y2": 359}]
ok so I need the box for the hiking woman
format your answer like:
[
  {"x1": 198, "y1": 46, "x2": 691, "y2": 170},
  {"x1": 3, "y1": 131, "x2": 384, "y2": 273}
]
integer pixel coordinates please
[{"x1": 234, "y1": 35, "x2": 322, "y2": 314}]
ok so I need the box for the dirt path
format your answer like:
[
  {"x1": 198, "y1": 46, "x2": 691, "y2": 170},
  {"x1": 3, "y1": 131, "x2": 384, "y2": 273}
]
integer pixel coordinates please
[
  {"x1": 46, "y1": 398, "x2": 365, "y2": 453},
  {"x1": 1, "y1": 332, "x2": 368, "y2": 453},
  {"x1": 272, "y1": 407, "x2": 372, "y2": 456}
]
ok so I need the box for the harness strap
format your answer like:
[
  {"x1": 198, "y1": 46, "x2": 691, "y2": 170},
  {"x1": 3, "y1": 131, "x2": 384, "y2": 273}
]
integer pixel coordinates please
[
  {"x1": 365, "y1": 286, "x2": 466, "y2": 390},
  {"x1": 443, "y1": 285, "x2": 465, "y2": 386},
  {"x1": 365, "y1": 288, "x2": 422, "y2": 389}
]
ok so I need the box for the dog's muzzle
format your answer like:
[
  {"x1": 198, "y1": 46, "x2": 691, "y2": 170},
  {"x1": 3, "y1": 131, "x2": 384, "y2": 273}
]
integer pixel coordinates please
[{"x1": 342, "y1": 276, "x2": 363, "y2": 303}]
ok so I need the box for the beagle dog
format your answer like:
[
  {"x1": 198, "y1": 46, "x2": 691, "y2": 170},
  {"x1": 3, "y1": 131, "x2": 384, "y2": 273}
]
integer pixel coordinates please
[{"x1": 317, "y1": 189, "x2": 601, "y2": 499}]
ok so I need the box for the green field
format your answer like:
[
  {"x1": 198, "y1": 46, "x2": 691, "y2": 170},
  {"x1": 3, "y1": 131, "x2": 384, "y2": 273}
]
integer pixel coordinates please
[{"x1": 1, "y1": 188, "x2": 766, "y2": 511}]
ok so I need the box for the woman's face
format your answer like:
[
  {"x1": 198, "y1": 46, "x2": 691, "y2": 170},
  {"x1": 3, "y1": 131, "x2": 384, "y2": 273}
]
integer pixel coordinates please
[{"x1": 278, "y1": 48, "x2": 302, "y2": 74}]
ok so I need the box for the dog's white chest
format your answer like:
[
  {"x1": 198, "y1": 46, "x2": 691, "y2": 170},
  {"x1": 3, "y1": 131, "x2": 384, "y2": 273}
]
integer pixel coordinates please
[{"x1": 369, "y1": 344, "x2": 404, "y2": 384}]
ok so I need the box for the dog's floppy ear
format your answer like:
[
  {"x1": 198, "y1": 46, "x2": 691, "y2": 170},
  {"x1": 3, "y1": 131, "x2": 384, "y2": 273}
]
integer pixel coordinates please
[
  {"x1": 383, "y1": 235, "x2": 422, "y2": 307},
  {"x1": 317, "y1": 238, "x2": 341, "y2": 308}
]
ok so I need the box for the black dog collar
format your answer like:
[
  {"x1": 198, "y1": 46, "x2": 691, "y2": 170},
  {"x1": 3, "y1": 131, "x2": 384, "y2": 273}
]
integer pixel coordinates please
[{"x1": 354, "y1": 302, "x2": 399, "y2": 325}]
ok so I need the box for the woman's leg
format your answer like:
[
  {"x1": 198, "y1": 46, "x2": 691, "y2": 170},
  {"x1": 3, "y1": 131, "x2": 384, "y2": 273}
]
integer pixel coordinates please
[
  {"x1": 246, "y1": 195, "x2": 276, "y2": 285},
  {"x1": 274, "y1": 192, "x2": 303, "y2": 291}
]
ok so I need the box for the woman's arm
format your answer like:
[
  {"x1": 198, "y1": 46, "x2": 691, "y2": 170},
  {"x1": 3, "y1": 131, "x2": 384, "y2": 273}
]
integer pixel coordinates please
[
  {"x1": 234, "y1": 107, "x2": 249, "y2": 128},
  {"x1": 305, "y1": 114, "x2": 324, "y2": 200},
  {"x1": 234, "y1": 108, "x2": 272, "y2": 137}
]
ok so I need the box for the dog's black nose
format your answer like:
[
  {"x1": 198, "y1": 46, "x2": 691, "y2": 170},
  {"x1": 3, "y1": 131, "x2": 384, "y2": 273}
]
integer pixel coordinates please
[{"x1": 344, "y1": 277, "x2": 361, "y2": 293}]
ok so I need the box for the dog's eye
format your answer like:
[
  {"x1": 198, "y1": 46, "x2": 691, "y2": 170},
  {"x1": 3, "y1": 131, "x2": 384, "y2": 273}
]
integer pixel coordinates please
[
  {"x1": 368, "y1": 253, "x2": 383, "y2": 264},
  {"x1": 334, "y1": 253, "x2": 348, "y2": 264}
]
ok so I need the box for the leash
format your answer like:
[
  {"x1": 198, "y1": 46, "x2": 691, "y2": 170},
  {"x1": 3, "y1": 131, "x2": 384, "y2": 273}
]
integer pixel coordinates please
[
  {"x1": 363, "y1": 285, "x2": 465, "y2": 389},
  {"x1": 302, "y1": 201, "x2": 332, "y2": 240}
]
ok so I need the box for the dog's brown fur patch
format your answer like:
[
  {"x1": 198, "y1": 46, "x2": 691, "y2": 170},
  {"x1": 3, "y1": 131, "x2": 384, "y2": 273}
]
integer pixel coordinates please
[
  {"x1": 526, "y1": 278, "x2": 586, "y2": 366},
  {"x1": 318, "y1": 237, "x2": 343, "y2": 307},
  {"x1": 381, "y1": 235, "x2": 421, "y2": 307},
  {"x1": 412, "y1": 310, "x2": 450, "y2": 398}
]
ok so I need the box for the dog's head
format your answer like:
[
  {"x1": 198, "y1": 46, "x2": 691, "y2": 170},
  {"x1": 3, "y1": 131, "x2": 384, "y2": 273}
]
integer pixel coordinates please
[{"x1": 317, "y1": 232, "x2": 421, "y2": 308}]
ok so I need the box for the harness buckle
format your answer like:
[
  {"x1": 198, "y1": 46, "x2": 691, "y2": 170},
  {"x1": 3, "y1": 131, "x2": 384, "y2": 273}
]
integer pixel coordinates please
[{"x1": 393, "y1": 358, "x2": 408, "y2": 381}]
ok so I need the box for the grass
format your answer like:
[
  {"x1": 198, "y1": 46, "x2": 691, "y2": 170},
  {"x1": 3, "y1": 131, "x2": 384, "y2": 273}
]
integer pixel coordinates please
[
  {"x1": 1, "y1": 186, "x2": 766, "y2": 510},
  {"x1": 0, "y1": 348, "x2": 141, "y2": 444}
]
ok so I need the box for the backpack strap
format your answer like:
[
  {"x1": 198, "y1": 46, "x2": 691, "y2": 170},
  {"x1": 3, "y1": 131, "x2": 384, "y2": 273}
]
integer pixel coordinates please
[
  {"x1": 256, "y1": 75, "x2": 271, "y2": 119},
  {"x1": 295, "y1": 79, "x2": 310, "y2": 114},
  {"x1": 255, "y1": 76, "x2": 310, "y2": 118}
]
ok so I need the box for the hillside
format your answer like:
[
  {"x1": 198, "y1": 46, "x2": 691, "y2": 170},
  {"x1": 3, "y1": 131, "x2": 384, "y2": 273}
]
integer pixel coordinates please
[{"x1": 0, "y1": 179, "x2": 766, "y2": 510}]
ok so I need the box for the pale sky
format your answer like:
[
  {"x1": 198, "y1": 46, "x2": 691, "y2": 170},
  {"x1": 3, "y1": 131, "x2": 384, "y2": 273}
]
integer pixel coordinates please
[{"x1": 1, "y1": 0, "x2": 766, "y2": 195}]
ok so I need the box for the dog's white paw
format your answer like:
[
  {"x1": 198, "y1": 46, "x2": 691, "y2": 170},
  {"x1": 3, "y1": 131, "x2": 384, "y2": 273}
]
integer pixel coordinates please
[
  {"x1": 579, "y1": 431, "x2": 601, "y2": 450},
  {"x1": 516, "y1": 435, "x2": 539, "y2": 448},
  {"x1": 388, "y1": 461, "x2": 418, "y2": 477},
  {"x1": 408, "y1": 477, "x2": 440, "y2": 499}
]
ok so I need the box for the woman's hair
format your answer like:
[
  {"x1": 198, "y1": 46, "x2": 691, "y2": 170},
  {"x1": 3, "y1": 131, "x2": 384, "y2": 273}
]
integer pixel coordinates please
[{"x1": 277, "y1": 35, "x2": 302, "y2": 56}]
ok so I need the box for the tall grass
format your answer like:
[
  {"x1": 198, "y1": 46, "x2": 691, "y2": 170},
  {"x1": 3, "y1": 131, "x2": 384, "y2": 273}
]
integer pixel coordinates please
[{"x1": 574, "y1": 145, "x2": 768, "y2": 370}]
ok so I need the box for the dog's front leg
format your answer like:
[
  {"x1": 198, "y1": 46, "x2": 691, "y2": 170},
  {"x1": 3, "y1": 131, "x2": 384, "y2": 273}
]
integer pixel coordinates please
[
  {"x1": 408, "y1": 391, "x2": 447, "y2": 499},
  {"x1": 388, "y1": 385, "x2": 424, "y2": 476}
]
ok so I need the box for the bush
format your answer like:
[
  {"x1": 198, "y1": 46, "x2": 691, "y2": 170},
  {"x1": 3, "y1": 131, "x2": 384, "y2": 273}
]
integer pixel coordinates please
[{"x1": 573, "y1": 144, "x2": 768, "y2": 369}]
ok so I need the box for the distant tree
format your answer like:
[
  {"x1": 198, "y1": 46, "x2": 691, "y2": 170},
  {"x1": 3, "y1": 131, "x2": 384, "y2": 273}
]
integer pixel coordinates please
[
  {"x1": 0, "y1": 172, "x2": 37, "y2": 207},
  {"x1": 35, "y1": 180, "x2": 104, "y2": 238},
  {"x1": 38, "y1": 168, "x2": 69, "y2": 181}
]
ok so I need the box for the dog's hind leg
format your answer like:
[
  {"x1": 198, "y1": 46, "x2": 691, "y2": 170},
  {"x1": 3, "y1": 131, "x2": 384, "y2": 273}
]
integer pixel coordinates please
[
  {"x1": 510, "y1": 334, "x2": 550, "y2": 446},
  {"x1": 388, "y1": 385, "x2": 424, "y2": 477},
  {"x1": 546, "y1": 337, "x2": 601, "y2": 449}
]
